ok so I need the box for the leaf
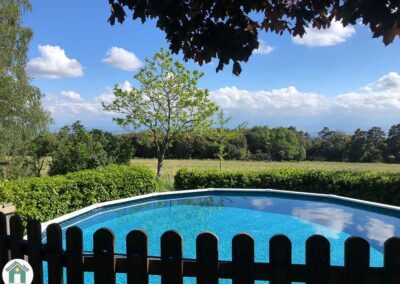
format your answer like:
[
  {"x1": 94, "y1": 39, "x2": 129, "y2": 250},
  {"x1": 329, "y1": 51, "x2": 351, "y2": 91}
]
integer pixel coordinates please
[
  {"x1": 383, "y1": 23, "x2": 400, "y2": 45},
  {"x1": 232, "y1": 61, "x2": 242, "y2": 76}
]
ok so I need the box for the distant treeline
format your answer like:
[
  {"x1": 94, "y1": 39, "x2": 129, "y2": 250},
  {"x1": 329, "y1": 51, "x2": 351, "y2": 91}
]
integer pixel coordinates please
[
  {"x1": 124, "y1": 124, "x2": 400, "y2": 163},
  {"x1": 28, "y1": 122, "x2": 400, "y2": 178}
]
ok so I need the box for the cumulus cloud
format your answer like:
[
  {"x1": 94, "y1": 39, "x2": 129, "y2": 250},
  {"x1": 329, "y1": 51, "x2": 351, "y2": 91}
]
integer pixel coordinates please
[
  {"x1": 95, "y1": 80, "x2": 133, "y2": 104},
  {"x1": 61, "y1": 90, "x2": 83, "y2": 102},
  {"x1": 292, "y1": 205, "x2": 353, "y2": 238},
  {"x1": 210, "y1": 72, "x2": 400, "y2": 120},
  {"x1": 119, "y1": 80, "x2": 133, "y2": 91},
  {"x1": 27, "y1": 45, "x2": 83, "y2": 78},
  {"x1": 210, "y1": 86, "x2": 328, "y2": 116},
  {"x1": 292, "y1": 20, "x2": 355, "y2": 47},
  {"x1": 102, "y1": 47, "x2": 142, "y2": 71},
  {"x1": 44, "y1": 81, "x2": 133, "y2": 121},
  {"x1": 95, "y1": 89, "x2": 115, "y2": 105},
  {"x1": 254, "y1": 40, "x2": 274, "y2": 55},
  {"x1": 334, "y1": 72, "x2": 400, "y2": 113},
  {"x1": 47, "y1": 102, "x2": 102, "y2": 117},
  {"x1": 250, "y1": 198, "x2": 273, "y2": 210},
  {"x1": 44, "y1": 91, "x2": 101, "y2": 118},
  {"x1": 357, "y1": 218, "x2": 395, "y2": 245},
  {"x1": 44, "y1": 72, "x2": 400, "y2": 130}
]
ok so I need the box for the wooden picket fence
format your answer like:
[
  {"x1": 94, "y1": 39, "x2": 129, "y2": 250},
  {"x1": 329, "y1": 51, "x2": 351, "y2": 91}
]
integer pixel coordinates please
[{"x1": 0, "y1": 213, "x2": 400, "y2": 284}]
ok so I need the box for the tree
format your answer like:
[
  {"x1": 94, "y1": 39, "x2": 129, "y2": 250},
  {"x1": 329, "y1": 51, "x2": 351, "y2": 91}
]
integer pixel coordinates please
[
  {"x1": 170, "y1": 132, "x2": 215, "y2": 159},
  {"x1": 0, "y1": 0, "x2": 50, "y2": 179},
  {"x1": 246, "y1": 126, "x2": 271, "y2": 160},
  {"x1": 387, "y1": 124, "x2": 400, "y2": 162},
  {"x1": 365, "y1": 127, "x2": 387, "y2": 162},
  {"x1": 90, "y1": 129, "x2": 135, "y2": 164},
  {"x1": 103, "y1": 49, "x2": 219, "y2": 178},
  {"x1": 270, "y1": 127, "x2": 302, "y2": 161},
  {"x1": 212, "y1": 110, "x2": 235, "y2": 170},
  {"x1": 49, "y1": 122, "x2": 111, "y2": 176},
  {"x1": 108, "y1": 0, "x2": 400, "y2": 75},
  {"x1": 349, "y1": 129, "x2": 368, "y2": 162},
  {"x1": 315, "y1": 128, "x2": 349, "y2": 161},
  {"x1": 29, "y1": 132, "x2": 57, "y2": 177}
]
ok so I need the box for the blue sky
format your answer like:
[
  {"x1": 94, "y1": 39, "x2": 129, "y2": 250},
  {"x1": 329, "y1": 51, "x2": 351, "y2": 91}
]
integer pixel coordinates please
[{"x1": 24, "y1": 0, "x2": 400, "y2": 134}]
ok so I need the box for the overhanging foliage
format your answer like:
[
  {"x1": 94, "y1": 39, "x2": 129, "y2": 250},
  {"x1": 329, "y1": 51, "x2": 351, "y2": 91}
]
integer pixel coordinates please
[{"x1": 108, "y1": 0, "x2": 400, "y2": 75}]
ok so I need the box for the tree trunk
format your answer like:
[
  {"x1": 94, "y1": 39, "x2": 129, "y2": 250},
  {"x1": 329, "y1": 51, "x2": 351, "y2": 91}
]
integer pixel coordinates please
[{"x1": 157, "y1": 154, "x2": 164, "y2": 179}]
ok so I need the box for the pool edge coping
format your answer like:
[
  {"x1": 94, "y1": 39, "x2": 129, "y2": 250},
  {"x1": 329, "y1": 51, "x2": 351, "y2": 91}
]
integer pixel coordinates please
[{"x1": 41, "y1": 188, "x2": 400, "y2": 232}]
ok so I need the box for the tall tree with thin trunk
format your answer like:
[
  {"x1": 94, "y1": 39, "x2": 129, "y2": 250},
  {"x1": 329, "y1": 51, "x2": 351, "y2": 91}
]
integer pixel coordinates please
[
  {"x1": 0, "y1": 0, "x2": 50, "y2": 179},
  {"x1": 103, "y1": 49, "x2": 218, "y2": 178},
  {"x1": 212, "y1": 110, "x2": 235, "y2": 171}
]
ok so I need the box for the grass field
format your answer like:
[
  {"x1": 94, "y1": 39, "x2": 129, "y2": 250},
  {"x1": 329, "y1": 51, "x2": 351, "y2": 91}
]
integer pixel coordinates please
[{"x1": 132, "y1": 159, "x2": 400, "y2": 190}]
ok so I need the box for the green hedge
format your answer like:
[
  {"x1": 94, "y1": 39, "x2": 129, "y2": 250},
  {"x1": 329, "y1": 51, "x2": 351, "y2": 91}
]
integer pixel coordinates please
[
  {"x1": 0, "y1": 164, "x2": 158, "y2": 221},
  {"x1": 174, "y1": 168, "x2": 400, "y2": 206}
]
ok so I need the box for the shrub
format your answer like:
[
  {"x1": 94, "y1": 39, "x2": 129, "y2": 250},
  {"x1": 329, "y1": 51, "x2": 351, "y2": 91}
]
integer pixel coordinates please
[
  {"x1": 0, "y1": 164, "x2": 158, "y2": 221},
  {"x1": 49, "y1": 122, "x2": 111, "y2": 175},
  {"x1": 174, "y1": 168, "x2": 400, "y2": 206}
]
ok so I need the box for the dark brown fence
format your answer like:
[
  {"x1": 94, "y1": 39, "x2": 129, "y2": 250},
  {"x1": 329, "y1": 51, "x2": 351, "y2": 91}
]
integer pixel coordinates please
[{"x1": 1, "y1": 213, "x2": 400, "y2": 284}]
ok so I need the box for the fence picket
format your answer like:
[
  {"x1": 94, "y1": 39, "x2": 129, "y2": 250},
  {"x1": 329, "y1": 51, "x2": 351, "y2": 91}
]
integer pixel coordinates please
[
  {"x1": 161, "y1": 231, "x2": 183, "y2": 284},
  {"x1": 196, "y1": 232, "x2": 218, "y2": 284},
  {"x1": 93, "y1": 228, "x2": 116, "y2": 284},
  {"x1": 10, "y1": 215, "x2": 24, "y2": 259},
  {"x1": 270, "y1": 234, "x2": 291, "y2": 284},
  {"x1": 126, "y1": 230, "x2": 148, "y2": 284},
  {"x1": 305, "y1": 235, "x2": 330, "y2": 284},
  {"x1": 232, "y1": 233, "x2": 254, "y2": 284},
  {"x1": 0, "y1": 212, "x2": 8, "y2": 284},
  {"x1": 0, "y1": 213, "x2": 393, "y2": 284},
  {"x1": 46, "y1": 224, "x2": 63, "y2": 284},
  {"x1": 345, "y1": 237, "x2": 369, "y2": 284},
  {"x1": 27, "y1": 219, "x2": 43, "y2": 284},
  {"x1": 384, "y1": 237, "x2": 400, "y2": 284},
  {"x1": 66, "y1": 226, "x2": 84, "y2": 284}
]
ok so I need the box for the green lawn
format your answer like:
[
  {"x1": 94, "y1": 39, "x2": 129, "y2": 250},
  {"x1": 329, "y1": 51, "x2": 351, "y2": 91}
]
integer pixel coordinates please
[{"x1": 131, "y1": 159, "x2": 400, "y2": 190}]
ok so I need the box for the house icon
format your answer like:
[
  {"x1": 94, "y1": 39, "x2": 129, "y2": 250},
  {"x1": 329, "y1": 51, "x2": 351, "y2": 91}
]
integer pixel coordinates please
[{"x1": 4, "y1": 261, "x2": 29, "y2": 284}]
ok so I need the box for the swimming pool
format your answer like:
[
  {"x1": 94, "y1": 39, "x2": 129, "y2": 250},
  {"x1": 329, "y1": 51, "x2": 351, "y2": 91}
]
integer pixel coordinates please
[{"x1": 43, "y1": 188, "x2": 400, "y2": 283}]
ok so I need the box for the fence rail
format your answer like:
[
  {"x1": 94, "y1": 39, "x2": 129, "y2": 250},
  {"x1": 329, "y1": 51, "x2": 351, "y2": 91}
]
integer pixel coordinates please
[{"x1": 0, "y1": 213, "x2": 400, "y2": 284}]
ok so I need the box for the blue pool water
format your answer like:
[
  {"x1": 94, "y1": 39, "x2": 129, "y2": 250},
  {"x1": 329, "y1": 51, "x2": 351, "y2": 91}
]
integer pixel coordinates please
[{"x1": 46, "y1": 190, "x2": 400, "y2": 283}]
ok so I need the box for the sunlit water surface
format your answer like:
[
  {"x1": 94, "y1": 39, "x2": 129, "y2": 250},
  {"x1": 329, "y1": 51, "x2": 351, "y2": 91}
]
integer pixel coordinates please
[{"x1": 44, "y1": 191, "x2": 400, "y2": 283}]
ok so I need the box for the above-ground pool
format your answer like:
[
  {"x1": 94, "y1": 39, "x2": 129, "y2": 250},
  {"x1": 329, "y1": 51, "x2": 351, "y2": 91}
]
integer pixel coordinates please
[{"x1": 43, "y1": 189, "x2": 400, "y2": 283}]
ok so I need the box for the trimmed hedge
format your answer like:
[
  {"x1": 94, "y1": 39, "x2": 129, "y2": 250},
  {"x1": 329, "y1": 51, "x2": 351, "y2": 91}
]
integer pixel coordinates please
[
  {"x1": 0, "y1": 164, "x2": 158, "y2": 222},
  {"x1": 174, "y1": 168, "x2": 400, "y2": 206}
]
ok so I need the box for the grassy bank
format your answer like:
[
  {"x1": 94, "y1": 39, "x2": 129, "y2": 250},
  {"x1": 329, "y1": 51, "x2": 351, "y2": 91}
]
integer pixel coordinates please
[{"x1": 131, "y1": 159, "x2": 400, "y2": 190}]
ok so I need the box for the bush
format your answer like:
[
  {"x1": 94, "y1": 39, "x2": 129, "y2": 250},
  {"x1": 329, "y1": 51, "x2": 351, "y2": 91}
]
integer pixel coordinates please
[
  {"x1": 0, "y1": 164, "x2": 158, "y2": 221},
  {"x1": 174, "y1": 168, "x2": 400, "y2": 206},
  {"x1": 49, "y1": 122, "x2": 111, "y2": 175}
]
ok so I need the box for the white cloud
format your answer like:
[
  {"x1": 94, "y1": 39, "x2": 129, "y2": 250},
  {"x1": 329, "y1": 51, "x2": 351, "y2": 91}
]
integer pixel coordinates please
[
  {"x1": 44, "y1": 80, "x2": 132, "y2": 121},
  {"x1": 250, "y1": 198, "x2": 273, "y2": 210},
  {"x1": 119, "y1": 80, "x2": 132, "y2": 91},
  {"x1": 102, "y1": 47, "x2": 142, "y2": 71},
  {"x1": 27, "y1": 45, "x2": 83, "y2": 79},
  {"x1": 210, "y1": 72, "x2": 400, "y2": 120},
  {"x1": 95, "y1": 81, "x2": 133, "y2": 104},
  {"x1": 292, "y1": 20, "x2": 355, "y2": 47},
  {"x1": 211, "y1": 86, "x2": 328, "y2": 116},
  {"x1": 254, "y1": 40, "x2": 274, "y2": 55},
  {"x1": 357, "y1": 218, "x2": 395, "y2": 245},
  {"x1": 47, "y1": 102, "x2": 102, "y2": 117},
  {"x1": 334, "y1": 72, "x2": 400, "y2": 113},
  {"x1": 44, "y1": 91, "x2": 101, "y2": 117},
  {"x1": 43, "y1": 72, "x2": 400, "y2": 130},
  {"x1": 61, "y1": 90, "x2": 83, "y2": 102},
  {"x1": 96, "y1": 89, "x2": 115, "y2": 105},
  {"x1": 292, "y1": 205, "x2": 353, "y2": 239}
]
